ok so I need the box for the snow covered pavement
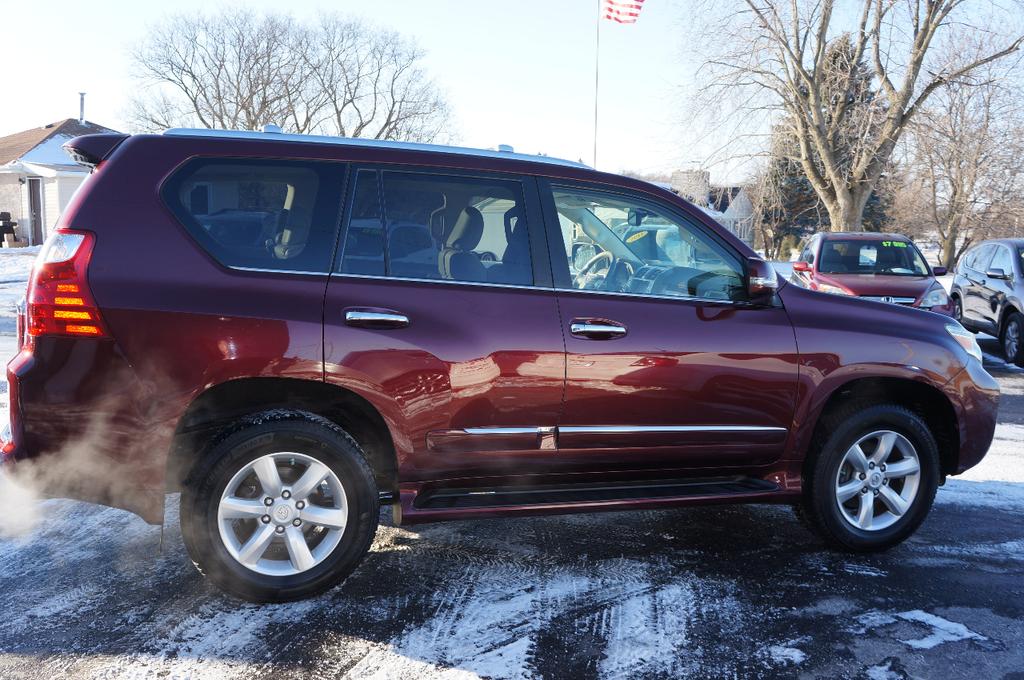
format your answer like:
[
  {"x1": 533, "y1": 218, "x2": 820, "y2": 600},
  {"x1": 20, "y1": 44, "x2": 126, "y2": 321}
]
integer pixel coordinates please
[{"x1": 0, "y1": 282, "x2": 1022, "y2": 677}]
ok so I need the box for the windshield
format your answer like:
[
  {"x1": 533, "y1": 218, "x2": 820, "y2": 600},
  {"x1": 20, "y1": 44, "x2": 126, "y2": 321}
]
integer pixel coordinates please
[{"x1": 818, "y1": 238, "x2": 930, "y2": 276}]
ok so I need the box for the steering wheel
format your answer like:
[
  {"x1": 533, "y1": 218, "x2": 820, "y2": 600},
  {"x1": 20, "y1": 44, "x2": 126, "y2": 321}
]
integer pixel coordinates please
[
  {"x1": 578, "y1": 250, "x2": 614, "y2": 278},
  {"x1": 575, "y1": 251, "x2": 636, "y2": 290}
]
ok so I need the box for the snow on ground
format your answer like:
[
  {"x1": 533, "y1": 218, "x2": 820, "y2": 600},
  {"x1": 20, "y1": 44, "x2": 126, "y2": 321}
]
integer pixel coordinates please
[
  {"x1": 0, "y1": 264, "x2": 1022, "y2": 678},
  {"x1": 0, "y1": 248, "x2": 36, "y2": 336}
]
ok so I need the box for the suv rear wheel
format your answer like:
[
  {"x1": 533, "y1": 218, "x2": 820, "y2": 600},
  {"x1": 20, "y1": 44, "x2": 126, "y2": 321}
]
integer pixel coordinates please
[
  {"x1": 1001, "y1": 311, "x2": 1024, "y2": 367},
  {"x1": 180, "y1": 410, "x2": 378, "y2": 602},
  {"x1": 801, "y1": 404, "x2": 939, "y2": 552}
]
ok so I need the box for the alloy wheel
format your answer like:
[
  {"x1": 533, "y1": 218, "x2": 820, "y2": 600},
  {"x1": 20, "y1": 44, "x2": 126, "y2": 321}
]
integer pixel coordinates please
[
  {"x1": 1006, "y1": 319, "x2": 1021, "y2": 361},
  {"x1": 217, "y1": 452, "x2": 348, "y2": 576},
  {"x1": 834, "y1": 430, "x2": 921, "y2": 532}
]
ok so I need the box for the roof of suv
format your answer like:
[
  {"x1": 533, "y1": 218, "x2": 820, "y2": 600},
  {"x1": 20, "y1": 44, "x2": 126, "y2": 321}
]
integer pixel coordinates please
[{"x1": 162, "y1": 128, "x2": 589, "y2": 171}]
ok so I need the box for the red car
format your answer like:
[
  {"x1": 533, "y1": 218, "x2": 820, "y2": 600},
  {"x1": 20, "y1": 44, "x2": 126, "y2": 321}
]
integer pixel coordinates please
[
  {"x1": 791, "y1": 232, "x2": 953, "y2": 316},
  {"x1": 2, "y1": 129, "x2": 998, "y2": 602}
]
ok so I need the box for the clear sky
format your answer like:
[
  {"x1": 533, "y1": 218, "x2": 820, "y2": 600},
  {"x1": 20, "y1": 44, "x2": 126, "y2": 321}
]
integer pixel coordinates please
[{"x1": 0, "y1": 1, "x2": 735, "y2": 180}]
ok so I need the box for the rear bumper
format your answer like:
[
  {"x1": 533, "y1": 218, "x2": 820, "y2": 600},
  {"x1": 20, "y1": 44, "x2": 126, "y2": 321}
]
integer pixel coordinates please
[
  {"x1": 2, "y1": 338, "x2": 165, "y2": 524},
  {"x1": 946, "y1": 359, "x2": 1000, "y2": 474},
  {"x1": 1, "y1": 348, "x2": 32, "y2": 466}
]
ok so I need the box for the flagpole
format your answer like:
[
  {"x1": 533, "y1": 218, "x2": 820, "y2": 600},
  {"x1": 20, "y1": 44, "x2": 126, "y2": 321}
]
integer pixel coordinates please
[{"x1": 593, "y1": 0, "x2": 600, "y2": 168}]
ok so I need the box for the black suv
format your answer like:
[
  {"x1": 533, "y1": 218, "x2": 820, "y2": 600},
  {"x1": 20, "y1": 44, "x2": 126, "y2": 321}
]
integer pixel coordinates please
[{"x1": 952, "y1": 238, "x2": 1024, "y2": 365}]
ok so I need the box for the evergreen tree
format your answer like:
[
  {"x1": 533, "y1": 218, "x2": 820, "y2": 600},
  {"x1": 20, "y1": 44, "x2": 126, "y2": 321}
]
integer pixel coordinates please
[{"x1": 756, "y1": 34, "x2": 891, "y2": 249}]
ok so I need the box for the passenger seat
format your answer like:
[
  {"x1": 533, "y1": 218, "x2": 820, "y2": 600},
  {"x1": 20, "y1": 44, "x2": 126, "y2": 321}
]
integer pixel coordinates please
[
  {"x1": 487, "y1": 206, "x2": 531, "y2": 284},
  {"x1": 438, "y1": 207, "x2": 488, "y2": 282}
]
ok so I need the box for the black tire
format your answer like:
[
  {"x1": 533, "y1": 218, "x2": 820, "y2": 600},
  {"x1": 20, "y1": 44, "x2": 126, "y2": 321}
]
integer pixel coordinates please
[
  {"x1": 180, "y1": 410, "x2": 378, "y2": 602},
  {"x1": 1000, "y1": 311, "x2": 1024, "y2": 367},
  {"x1": 801, "y1": 403, "x2": 939, "y2": 552},
  {"x1": 952, "y1": 295, "x2": 964, "y2": 325}
]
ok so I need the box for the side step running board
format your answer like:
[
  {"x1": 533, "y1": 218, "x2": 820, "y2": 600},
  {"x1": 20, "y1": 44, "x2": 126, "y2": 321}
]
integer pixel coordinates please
[{"x1": 397, "y1": 475, "x2": 783, "y2": 525}]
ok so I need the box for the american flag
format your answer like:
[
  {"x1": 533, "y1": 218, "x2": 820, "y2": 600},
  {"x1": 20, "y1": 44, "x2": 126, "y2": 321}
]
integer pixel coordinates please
[{"x1": 602, "y1": 0, "x2": 645, "y2": 24}]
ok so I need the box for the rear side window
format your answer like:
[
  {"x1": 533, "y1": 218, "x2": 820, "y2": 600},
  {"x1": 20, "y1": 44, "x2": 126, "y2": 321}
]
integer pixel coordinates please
[
  {"x1": 337, "y1": 170, "x2": 533, "y2": 286},
  {"x1": 163, "y1": 159, "x2": 345, "y2": 272}
]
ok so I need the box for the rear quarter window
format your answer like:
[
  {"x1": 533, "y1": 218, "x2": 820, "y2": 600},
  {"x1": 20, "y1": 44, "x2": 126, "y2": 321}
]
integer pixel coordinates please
[{"x1": 162, "y1": 159, "x2": 345, "y2": 272}]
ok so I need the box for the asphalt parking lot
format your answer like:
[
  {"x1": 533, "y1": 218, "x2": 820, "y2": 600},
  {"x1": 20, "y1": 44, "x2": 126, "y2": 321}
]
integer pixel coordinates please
[{"x1": 0, "y1": 336, "x2": 1021, "y2": 679}]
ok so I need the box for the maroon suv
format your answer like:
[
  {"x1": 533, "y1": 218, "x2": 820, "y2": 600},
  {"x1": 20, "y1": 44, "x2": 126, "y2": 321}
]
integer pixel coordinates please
[
  {"x1": 791, "y1": 232, "x2": 953, "y2": 316},
  {"x1": 1, "y1": 129, "x2": 999, "y2": 602}
]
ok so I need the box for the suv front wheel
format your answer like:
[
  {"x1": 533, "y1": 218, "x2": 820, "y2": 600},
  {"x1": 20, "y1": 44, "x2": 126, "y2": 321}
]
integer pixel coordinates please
[
  {"x1": 1002, "y1": 311, "x2": 1024, "y2": 367},
  {"x1": 180, "y1": 410, "x2": 379, "y2": 602},
  {"x1": 801, "y1": 404, "x2": 939, "y2": 552}
]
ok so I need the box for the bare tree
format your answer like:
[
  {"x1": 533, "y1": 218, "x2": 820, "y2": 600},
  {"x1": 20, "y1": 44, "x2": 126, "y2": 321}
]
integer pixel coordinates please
[
  {"x1": 690, "y1": 0, "x2": 1023, "y2": 231},
  {"x1": 129, "y1": 10, "x2": 451, "y2": 142},
  {"x1": 897, "y1": 60, "x2": 1024, "y2": 267}
]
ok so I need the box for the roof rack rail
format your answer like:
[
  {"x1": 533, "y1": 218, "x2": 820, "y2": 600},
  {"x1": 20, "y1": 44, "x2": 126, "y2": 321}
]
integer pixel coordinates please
[{"x1": 161, "y1": 128, "x2": 588, "y2": 169}]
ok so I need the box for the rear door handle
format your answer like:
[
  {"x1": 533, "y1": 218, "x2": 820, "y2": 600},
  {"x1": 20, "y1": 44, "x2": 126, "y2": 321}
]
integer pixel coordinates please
[
  {"x1": 344, "y1": 308, "x2": 410, "y2": 329},
  {"x1": 570, "y1": 319, "x2": 627, "y2": 340}
]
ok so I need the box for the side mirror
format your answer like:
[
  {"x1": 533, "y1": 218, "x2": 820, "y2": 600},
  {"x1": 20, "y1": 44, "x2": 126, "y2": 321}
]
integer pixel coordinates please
[
  {"x1": 986, "y1": 268, "x2": 1008, "y2": 280},
  {"x1": 791, "y1": 261, "x2": 812, "y2": 273},
  {"x1": 747, "y1": 257, "x2": 778, "y2": 303},
  {"x1": 932, "y1": 266, "x2": 947, "y2": 276}
]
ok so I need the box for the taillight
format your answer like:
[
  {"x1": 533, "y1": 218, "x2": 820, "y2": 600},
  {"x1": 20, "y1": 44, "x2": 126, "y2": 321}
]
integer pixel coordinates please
[{"x1": 26, "y1": 230, "x2": 109, "y2": 339}]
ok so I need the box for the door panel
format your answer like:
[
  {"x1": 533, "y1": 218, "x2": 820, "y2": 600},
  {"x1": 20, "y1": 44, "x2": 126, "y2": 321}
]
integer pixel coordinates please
[
  {"x1": 983, "y1": 245, "x2": 1015, "y2": 329},
  {"x1": 27, "y1": 177, "x2": 43, "y2": 245},
  {"x1": 556, "y1": 293, "x2": 798, "y2": 467},
  {"x1": 324, "y1": 167, "x2": 565, "y2": 482},
  {"x1": 324, "y1": 278, "x2": 566, "y2": 479},
  {"x1": 542, "y1": 181, "x2": 799, "y2": 469},
  {"x1": 964, "y1": 244, "x2": 995, "y2": 328}
]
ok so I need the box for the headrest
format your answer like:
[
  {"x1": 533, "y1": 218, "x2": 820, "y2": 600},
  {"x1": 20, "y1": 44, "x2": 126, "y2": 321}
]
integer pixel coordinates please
[
  {"x1": 446, "y1": 207, "x2": 484, "y2": 251},
  {"x1": 503, "y1": 205, "x2": 525, "y2": 242},
  {"x1": 428, "y1": 194, "x2": 448, "y2": 243}
]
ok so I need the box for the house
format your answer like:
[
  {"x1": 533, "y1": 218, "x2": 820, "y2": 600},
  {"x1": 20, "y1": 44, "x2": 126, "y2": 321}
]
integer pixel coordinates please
[
  {"x1": 669, "y1": 169, "x2": 755, "y2": 244},
  {"x1": 0, "y1": 119, "x2": 120, "y2": 246}
]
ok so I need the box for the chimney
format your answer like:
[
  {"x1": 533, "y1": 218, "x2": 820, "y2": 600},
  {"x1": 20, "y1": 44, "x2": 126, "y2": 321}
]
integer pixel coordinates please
[{"x1": 78, "y1": 92, "x2": 86, "y2": 124}]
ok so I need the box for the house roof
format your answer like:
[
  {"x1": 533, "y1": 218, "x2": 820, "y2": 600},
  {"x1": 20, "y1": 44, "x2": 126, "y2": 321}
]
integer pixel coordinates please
[{"x1": 0, "y1": 119, "x2": 119, "y2": 166}]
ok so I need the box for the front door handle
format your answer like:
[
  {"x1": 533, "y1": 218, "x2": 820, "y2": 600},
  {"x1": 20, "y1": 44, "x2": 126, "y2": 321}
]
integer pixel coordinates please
[
  {"x1": 570, "y1": 319, "x2": 627, "y2": 340},
  {"x1": 344, "y1": 308, "x2": 410, "y2": 329}
]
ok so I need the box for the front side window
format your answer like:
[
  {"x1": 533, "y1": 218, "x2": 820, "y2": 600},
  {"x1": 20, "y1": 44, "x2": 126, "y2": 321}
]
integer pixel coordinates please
[
  {"x1": 817, "y1": 238, "x2": 929, "y2": 276},
  {"x1": 968, "y1": 244, "x2": 995, "y2": 273},
  {"x1": 164, "y1": 159, "x2": 343, "y2": 272},
  {"x1": 552, "y1": 188, "x2": 746, "y2": 302},
  {"x1": 989, "y1": 245, "x2": 1013, "y2": 276},
  {"x1": 799, "y1": 238, "x2": 816, "y2": 264},
  {"x1": 337, "y1": 170, "x2": 533, "y2": 286}
]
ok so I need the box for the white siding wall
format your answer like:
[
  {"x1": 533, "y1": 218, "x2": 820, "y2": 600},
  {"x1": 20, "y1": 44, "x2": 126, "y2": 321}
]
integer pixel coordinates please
[{"x1": 41, "y1": 174, "x2": 87, "y2": 240}]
